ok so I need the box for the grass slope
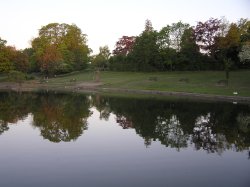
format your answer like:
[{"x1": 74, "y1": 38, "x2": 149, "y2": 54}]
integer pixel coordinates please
[{"x1": 44, "y1": 71, "x2": 250, "y2": 97}]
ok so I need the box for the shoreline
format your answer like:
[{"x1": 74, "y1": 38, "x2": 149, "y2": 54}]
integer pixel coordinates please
[
  {"x1": 100, "y1": 88, "x2": 250, "y2": 103},
  {"x1": 0, "y1": 82, "x2": 249, "y2": 103}
]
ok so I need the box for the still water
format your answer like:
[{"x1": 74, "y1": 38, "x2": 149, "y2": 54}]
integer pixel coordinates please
[{"x1": 0, "y1": 92, "x2": 249, "y2": 187}]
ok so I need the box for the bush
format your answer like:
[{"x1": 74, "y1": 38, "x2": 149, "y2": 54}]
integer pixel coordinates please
[
  {"x1": 25, "y1": 74, "x2": 35, "y2": 80},
  {"x1": 8, "y1": 70, "x2": 26, "y2": 85}
]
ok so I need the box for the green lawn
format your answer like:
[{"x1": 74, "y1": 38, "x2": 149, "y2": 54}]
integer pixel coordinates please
[
  {"x1": 0, "y1": 74, "x2": 7, "y2": 81},
  {"x1": 44, "y1": 70, "x2": 250, "y2": 97}
]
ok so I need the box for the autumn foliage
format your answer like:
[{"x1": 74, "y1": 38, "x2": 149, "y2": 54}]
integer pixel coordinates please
[
  {"x1": 113, "y1": 36, "x2": 136, "y2": 55},
  {"x1": 0, "y1": 18, "x2": 250, "y2": 75},
  {"x1": 194, "y1": 18, "x2": 221, "y2": 55}
]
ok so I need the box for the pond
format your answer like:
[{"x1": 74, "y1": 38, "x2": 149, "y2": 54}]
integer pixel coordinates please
[{"x1": 0, "y1": 91, "x2": 249, "y2": 187}]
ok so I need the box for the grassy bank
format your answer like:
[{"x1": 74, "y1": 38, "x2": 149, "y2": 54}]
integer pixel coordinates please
[
  {"x1": 1, "y1": 70, "x2": 250, "y2": 97},
  {"x1": 44, "y1": 71, "x2": 250, "y2": 96}
]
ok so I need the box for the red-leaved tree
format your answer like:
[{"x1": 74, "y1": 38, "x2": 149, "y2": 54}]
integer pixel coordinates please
[
  {"x1": 113, "y1": 36, "x2": 136, "y2": 55},
  {"x1": 194, "y1": 18, "x2": 221, "y2": 56}
]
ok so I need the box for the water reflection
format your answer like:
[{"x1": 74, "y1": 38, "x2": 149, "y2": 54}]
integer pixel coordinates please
[
  {"x1": 0, "y1": 92, "x2": 249, "y2": 154},
  {"x1": 0, "y1": 92, "x2": 92, "y2": 142},
  {"x1": 31, "y1": 93, "x2": 92, "y2": 142},
  {"x1": 0, "y1": 92, "x2": 31, "y2": 134},
  {"x1": 93, "y1": 95, "x2": 250, "y2": 153}
]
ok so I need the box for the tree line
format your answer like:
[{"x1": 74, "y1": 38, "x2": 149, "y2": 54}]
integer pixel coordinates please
[
  {"x1": 0, "y1": 23, "x2": 91, "y2": 76},
  {"x1": 0, "y1": 17, "x2": 250, "y2": 76},
  {"x1": 106, "y1": 18, "x2": 250, "y2": 71}
]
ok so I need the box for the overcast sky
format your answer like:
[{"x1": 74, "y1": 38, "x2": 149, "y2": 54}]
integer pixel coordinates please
[{"x1": 0, "y1": 0, "x2": 249, "y2": 54}]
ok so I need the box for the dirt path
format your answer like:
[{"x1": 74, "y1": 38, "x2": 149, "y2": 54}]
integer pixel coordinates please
[{"x1": 74, "y1": 82, "x2": 103, "y2": 89}]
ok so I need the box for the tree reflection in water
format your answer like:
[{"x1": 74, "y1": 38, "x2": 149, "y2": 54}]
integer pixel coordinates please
[
  {"x1": 0, "y1": 92, "x2": 92, "y2": 142},
  {"x1": 0, "y1": 92, "x2": 31, "y2": 135},
  {"x1": 0, "y1": 122, "x2": 9, "y2": 135},
  {"x1": 31, "y1": 93, "x2": 92, "y2": 142},
  {"x1": 92, "y1": 95, "x2": 250, "y2": 154},
  {"x1": 0, "y1": 92, "x2": 249, "y2": 155}
]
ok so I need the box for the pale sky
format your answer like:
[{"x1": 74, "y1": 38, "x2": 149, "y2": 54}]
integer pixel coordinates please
[{"x1": 0, "y1": 0, "x2": 249, "y2": 54}]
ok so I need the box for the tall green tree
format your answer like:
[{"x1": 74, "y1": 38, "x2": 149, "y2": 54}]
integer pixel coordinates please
[
  {"x1": 130, "y1": 20, "x2": 162, "y2": 71},
  {"x1": 180, "y1": 28, "x2": 199, "y2": 52},
  {"x1": 23, "y1": 48, "x2": 38, "y2": 72},
  {"x1": 0, "y1": 37, "x2": 6, "y2": 47},
  {"x1": 178, "y1": 27, "x2": 201, "y2": 70},
  {"x1": 157, "y1": 26, "x2": 176, "y2": 71},
  {"x1": 0, "y1": 38, "x2": 29, "y2": 73},
  {"x1": 0, "y1": 38, "x2": 14, "y2": 73},
  {"x1": 62, "y1": 24, "x2": 91, "y2": 70},
  {"x1": 93, "y1": 46, "x2": 111, "y2": 70},
  {"x1": 144, "y1": 19, "x2": 154, "y2": 33},
  {"x1": 157, "y1": 25, "x2": 171, "y2": 50},
  {"x1": 32, "y1": 23, "x2": 90, "y2": 75},
  {"x1": 12, "y1": 50, "x2": 29, "y2": 73},
  {"x1": 170, "y1": 21, "x2": 190, "y2": 51},
  {"x1": 216, "y1": 23, "x2": 241, "y2": 69}
]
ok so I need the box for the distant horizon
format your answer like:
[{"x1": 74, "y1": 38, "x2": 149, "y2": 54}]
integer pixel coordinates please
[{"x1": 0, "y1": 0, "x2": 249, "y2": 54}]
